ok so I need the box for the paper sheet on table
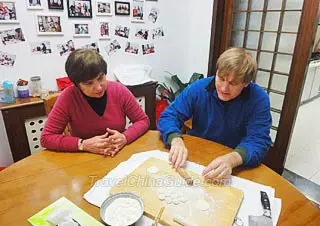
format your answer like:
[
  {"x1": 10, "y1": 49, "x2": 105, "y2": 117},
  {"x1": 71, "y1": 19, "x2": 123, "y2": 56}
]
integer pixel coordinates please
[{"x1": 84, "y1": 150, "x2": 282, "y2": 226}]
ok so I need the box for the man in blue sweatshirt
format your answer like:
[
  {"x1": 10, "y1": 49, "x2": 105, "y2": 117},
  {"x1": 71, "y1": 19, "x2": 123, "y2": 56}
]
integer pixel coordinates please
[{"x1": 158, "y1": 48, "x2": 272, "y2": 180}]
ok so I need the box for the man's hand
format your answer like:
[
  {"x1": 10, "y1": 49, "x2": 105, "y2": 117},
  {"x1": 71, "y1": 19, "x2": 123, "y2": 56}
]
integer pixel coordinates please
[
  {"x1": 169, "y1": 137, "x2": 188, "y2": 168},
  {"x1": 82, "y1": 131, "x2": 114, "y2": 156},
  {"x1": 107, "y1": 128, "x2": 127, "y2": 157},
  {"x1": 202, "y1": 152, "x2": 243, "y2": 180}
]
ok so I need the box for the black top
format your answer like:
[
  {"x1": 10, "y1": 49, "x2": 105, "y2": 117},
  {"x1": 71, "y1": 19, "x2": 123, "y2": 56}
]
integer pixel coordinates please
[{"x1": 82, "y1": 91, "x2": 107, "y2": 116}]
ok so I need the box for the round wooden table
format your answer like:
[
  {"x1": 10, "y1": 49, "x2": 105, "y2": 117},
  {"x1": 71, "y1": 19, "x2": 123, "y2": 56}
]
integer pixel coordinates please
[{"x1": 0, "y1": 131, "x2": 319, "y2": 225}]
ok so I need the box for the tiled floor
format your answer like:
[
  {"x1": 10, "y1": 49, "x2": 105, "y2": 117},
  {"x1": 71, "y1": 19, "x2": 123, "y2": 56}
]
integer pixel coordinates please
[{"x1": 285, "y1": 97, "x2": 320, "y2": 185}]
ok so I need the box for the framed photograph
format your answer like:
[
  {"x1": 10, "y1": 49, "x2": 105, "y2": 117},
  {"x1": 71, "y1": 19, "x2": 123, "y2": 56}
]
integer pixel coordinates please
[
  {"x1": 96, "y1": 0, "x2": 112, "y2": 16},
  {"x1": 26, "y1": 0, "x2": 43, "y2": 9},
  {"x1": 30, "y1": 41, "x2": 52, "y2": 54},
  {"x1": 0, "y1": 28, "x2": 26, "y2": 45},
  {"x1": 57, "y1": 40, "x2": 75, "y2": 56},
  {"x1": 36, "y1": 14, "x2": 63, "y2": 35},
  {"x1": 73, "y1": 22, "x2": 90, "y2": 37},
  {"x1": 99, "y1": 21, "x2": 111, "y2": 39},
  {"x1": 0, "y1": 1, "x2": 19, "y2": 23},
  {"x1": 48, "y1": 0, "x2": 64, "y2": 10},
  {"x1": 114, "y1": 1, "x2": 130, "y2": 16},
  {"x1": 131, "y1": 0, "x2": 144, "y2": 23},
  {"x1": 115, "y1": 25, "x2": 129, "y2": 38},
  {"x1": 67, "y1": 0, "x2": 92, "y2": 18}
]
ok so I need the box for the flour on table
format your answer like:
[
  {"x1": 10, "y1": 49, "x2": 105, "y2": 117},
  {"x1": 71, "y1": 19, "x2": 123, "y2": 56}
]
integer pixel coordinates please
[
  {"x1": 104, "y1": 198, "x2": 142, "y2": 226},
  {"x1": 147, "y1": 166, "x2": 159, "y2": 174},
  {"x1": 171, "y1": 192, "x2": 178, "y2": 198},
  {"x1": 179, "y1": 195, "x2": 188, "y2": 203},
  {"x1": 165, "y1": 196, "x2": 173, "y2": 204},
  {"x1": 195, "y1": 199, "x2": 210, "y2": 211}
]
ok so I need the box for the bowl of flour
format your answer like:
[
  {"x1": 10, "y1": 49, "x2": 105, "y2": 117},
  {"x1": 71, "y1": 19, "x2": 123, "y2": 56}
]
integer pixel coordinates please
[{"x1": 100, "y1": 192, "x2": 144, "y2": 226}]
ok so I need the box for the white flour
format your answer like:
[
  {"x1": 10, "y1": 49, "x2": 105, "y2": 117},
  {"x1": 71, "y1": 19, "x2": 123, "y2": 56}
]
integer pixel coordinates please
[{"x1": 104, "y1": 197, "x2": 142, "y2": 226}]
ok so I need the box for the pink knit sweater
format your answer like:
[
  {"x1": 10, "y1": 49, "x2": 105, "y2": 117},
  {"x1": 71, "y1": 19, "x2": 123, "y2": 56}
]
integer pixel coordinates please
[{"x1": 40, "y1": 81, "x2": 150, "y2": 151}]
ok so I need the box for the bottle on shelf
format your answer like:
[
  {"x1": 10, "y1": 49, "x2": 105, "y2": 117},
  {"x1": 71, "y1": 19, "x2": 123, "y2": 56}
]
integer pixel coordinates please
[{"x1": 2, "y1": 81, "x2": 15, "y2": 104}]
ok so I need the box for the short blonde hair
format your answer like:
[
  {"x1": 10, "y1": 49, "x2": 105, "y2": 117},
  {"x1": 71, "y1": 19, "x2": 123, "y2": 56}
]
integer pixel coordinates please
[{"x1": 216, "y1": 48, "x2": 257, "y2": 83}]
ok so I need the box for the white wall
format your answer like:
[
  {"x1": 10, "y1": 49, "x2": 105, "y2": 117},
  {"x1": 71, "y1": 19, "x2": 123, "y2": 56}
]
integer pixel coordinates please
[{"x1": 0, "y1": 0, "x2": 214, "y2": 166}]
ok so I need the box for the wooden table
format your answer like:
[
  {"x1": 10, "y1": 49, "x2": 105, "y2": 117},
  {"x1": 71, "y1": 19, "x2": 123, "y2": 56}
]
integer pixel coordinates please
[{"x1": 0, "y1": 131, "x2": 319, "y2": 225}]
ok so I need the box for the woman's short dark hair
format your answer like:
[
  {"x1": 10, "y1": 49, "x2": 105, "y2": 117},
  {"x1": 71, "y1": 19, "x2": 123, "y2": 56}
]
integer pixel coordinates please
[{"x1": 65, "y1": 49, "x2": 107, "y2": 85}]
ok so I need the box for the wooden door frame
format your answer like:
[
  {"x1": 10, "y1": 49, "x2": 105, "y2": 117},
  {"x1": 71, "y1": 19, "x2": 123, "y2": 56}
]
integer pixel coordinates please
[{"x1": 208, "y1": 0, "x2": 320, "y2": 174}]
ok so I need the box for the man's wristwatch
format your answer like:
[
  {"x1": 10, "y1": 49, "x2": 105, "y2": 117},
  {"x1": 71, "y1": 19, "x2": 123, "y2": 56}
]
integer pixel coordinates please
[{"x1": 78, "y1": 139, "x2": 84, "y2": 151}]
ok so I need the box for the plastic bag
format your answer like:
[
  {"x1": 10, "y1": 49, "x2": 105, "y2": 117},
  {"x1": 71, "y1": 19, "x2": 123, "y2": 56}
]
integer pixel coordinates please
[
  {"x1": 113, "y1": 64, "x2": 154, "y2": 86},
  {"x1": 56, "y1": 77, "x2": 73, "y2": 91}
]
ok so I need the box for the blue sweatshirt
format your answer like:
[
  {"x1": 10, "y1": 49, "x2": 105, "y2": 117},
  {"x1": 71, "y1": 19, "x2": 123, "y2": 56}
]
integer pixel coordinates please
[{"x1": 158, "y1": 77, "x2": 272, "y2": 167}]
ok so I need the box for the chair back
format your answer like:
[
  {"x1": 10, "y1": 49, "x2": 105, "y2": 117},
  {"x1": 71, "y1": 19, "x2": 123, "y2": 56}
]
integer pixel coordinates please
[
  {"x1": 43, "y1": 93, "x2": 60, "y2": 115},
  {"x1": 182, "y1": 119, "x2": 192, "y2": 134},
  {"x1": 43, "y1": 93, "x2": 71, "y2": 135}
]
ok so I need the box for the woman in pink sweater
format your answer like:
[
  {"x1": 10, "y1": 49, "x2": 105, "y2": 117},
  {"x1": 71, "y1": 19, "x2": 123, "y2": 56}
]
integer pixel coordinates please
[{"x1": 41, "y1": 49, "x2": 150, "y2": 156}]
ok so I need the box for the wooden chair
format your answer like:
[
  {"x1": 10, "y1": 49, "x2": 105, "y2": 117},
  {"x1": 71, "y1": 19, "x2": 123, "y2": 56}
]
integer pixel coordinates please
[
  {"x1": 43, "y1": 93, "x2": 71, "y2": 135},
  {"x1": 182, "y1": 119, "x2": 192, "y2": 134},
  {"x1": 43, "y1": 93, "x2": 60, "y2": 115}
]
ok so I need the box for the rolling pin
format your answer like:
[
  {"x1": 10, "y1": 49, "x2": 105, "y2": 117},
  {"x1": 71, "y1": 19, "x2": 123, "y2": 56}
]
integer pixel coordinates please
[
  {"x1": 173, "y1": 215, "x2": 199, "y2": 226},
  {"x1": 176, "y1": 168, "x2": 193, "y2": 185}
]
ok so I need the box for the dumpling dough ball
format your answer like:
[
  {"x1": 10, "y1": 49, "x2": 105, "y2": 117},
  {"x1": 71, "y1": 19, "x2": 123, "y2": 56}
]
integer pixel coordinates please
[
  {"x1": 158, "y1": 193, "x2": 166, "y2": 201},
  {"x1": 147, "y1": 166, "x2": 159, "y2": 174},
  {"x1": 179, "y1": 196, "x2": 188, "y2": 203},
  {"x1": 195, "y1": 199, "x2": 210, "y2": 211},
  {"x1": 165, "y1": 197, "x2": 173, "y2": 204},
  {"x1": 173, "y1": 198, "x2": 180, "y2": 205}
]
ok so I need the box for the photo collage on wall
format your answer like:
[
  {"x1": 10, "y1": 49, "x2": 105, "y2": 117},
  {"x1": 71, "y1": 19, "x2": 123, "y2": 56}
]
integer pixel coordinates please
[{"x1": 0, "y1": 0, "x2": 164, "y2": 67}]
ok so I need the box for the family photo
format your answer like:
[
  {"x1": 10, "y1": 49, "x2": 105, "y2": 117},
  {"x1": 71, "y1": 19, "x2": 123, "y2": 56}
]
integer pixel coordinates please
[
  {"x1": 105, "y1": 39, "x2": 121, "y2": 55},
  {"x1": 114, "y1": 1, "x2": 129, "y2": 15},
  {"x1": 82, "y1": 42, "x2": 100, "y2": 52},
  {"x1": 132, "y1": 0, "x2": 144, "y2": 22},
  {"x1": 0, "y1": 28, "x2": 25, "y2": 45},
  {"x1": 37, "y1": 15, "x2": 62, "y2": 33},
  {"x1": 97, "y1": 1, "x2": 111, "y2": 15},
  {"x1": 48, "y1": 0, "x2": 64, "y2": 9},
  {"x1": 125, "y1": 41, "x2": 139, "y2": 54},
  {"x1": 0, "y1": 1, "x2": 17, "y2": 22},
  {"x1": 152, "y1": 26, "x2": 164, "y2": 39},
  {"x1": 27, "y1": 0, "x2": 42, "y2": 8},
  {"x1": 148, "y1": 7, "x2": 159, "y2": 23},
  {"x1": 0, "y1": 51, "x2": 16, "y2": 67},
  {"x1": 135, "y1": 28, "x2": 148, "y2": 40},
  {"x1": 57, "y1": 40, "x2": 75, "y2": 56},
  {"x1": 67, "y1": 0, "x2": 92, "y2": 18},
  {"x1": 30, "y1": 41, "x2": 52, "y2": 54},
  {"x1": 74, "y1": 23, "x2": 89, "y2": 35},
  {"x1": 99, "y1": 22, "x2": 110, "y2": 39},
  {"x1": 115, "y1": 25, "x2": 129, "y2": 38},
  {"x1": 142, "y1": 43, "x2": 155, "y2": 55}
]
